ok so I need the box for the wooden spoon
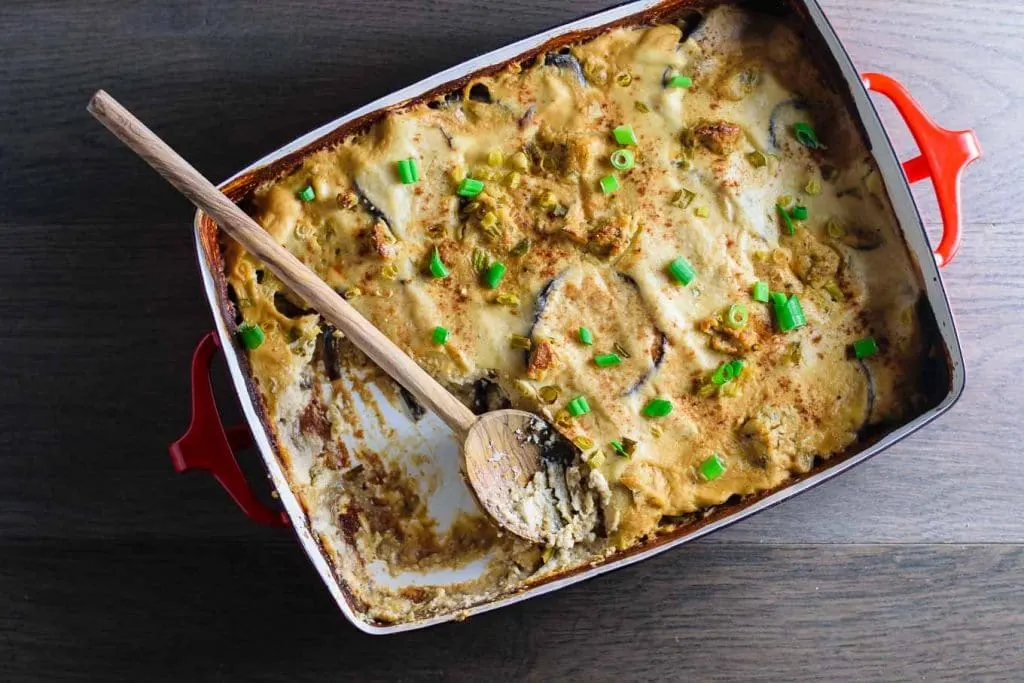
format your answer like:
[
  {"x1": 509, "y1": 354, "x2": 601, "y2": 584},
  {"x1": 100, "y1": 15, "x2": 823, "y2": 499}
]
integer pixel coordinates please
[{"x1": 88, "y1": 90, "x2": 557, "y2": 543}]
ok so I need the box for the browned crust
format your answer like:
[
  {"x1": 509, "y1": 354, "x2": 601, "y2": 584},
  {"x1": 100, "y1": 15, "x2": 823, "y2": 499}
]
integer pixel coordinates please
[{"x1": 195, "y1": 0, "x2": 952, "y2": 628}]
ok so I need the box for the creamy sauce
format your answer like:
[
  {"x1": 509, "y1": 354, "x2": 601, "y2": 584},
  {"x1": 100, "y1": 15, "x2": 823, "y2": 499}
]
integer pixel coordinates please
[{"x1": 224, "y1": 6, "x2": 933, "y2": 620}]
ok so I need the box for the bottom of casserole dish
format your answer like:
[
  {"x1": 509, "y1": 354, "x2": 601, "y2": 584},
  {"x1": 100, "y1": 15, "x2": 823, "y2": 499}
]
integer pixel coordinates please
[{"x1": 199, "y1": 1, "x2": 952, "y2": 628}]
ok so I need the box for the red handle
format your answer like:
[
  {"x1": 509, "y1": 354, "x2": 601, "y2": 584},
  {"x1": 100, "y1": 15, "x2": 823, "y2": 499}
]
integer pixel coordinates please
[
  {"x1": 862, "y1": 72, "x2": 981, "y2": 267},
  {"x1": 168, "y1": 331, "x2": 288, "y2": 527}
]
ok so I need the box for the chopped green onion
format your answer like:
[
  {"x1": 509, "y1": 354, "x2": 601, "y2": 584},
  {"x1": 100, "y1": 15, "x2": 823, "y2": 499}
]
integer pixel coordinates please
[
  {"x1": 396, "y1": 158, "x2": 419, "y2": 184},
  {"x1": 611, "y1": 439, "x2": 637, "y2": 457},
  {"x1": 824, "y1": 280, "x2": 845, "y2": 302},
  {"x1": 432, "y1": 326, "x2": 449, "y2": 345},
  {"x1": 457, "y1": 177, "x2": 485, "y2": 198},
  {"x1": 746, "y1": 151, "x2": 768, "y2": 168},
  {"x1": 484, "y1": 261, "x2": 506, "y2": 288},
  {"x1": 610, "y1": 149, "x2": 635, "y2": 171},
  {"x1": 429, "y1": 247, "x2": 450, "y2": 278},
  {"x1": 497, "y1": 293, "x2": 521, "y2": 308},
  {"x1": 711, "y1": 362, "x2": 735, "y2": 386},
  {"x1": 538, "y1": 385, "x2": 560, "y2": 404},
  {"x1": 509, "y1": 334, "x2": 533, "y2": 350},
  {"x1": 239, "y1": 323, "x2": 265, "y2": 350},
  {"x1": 671, "y1": 188, "x2": 697, "y2": 208},
  {"x1": 752, "y1": 281, "x2": 770, "y2": 303},
  {"x1": 699, "y1": 453, "x2": 727, "y2": 481},
  {"x1": 615, "y1": 72, "x2": 633, "y2": 87},
  {"x1": 510, "y1": 238, "x2": 531, "y2": 257},
  {"x1": 826, "y1": 218, "x2": 846, "y2": 239},
  {"x1": 770, "y1": 291, "x2": 788, "y2": 308},
  {"x1": 297, "y1": 185, "x2": 315, "y2": 202},
  {"x1": 694, "y1": 206, "x2": 709, "y2": 218},
  {"x1": 613, "y1": 124, "x2": 638, "y2": 146},
  {"x1": 775, "y1": 295, "x2": 807, "y2": 332},
  {"x1": 793, "y1": 122, "x2": 823, "y2": 149},
  {"x1": 728, "y1": 359, "x2": 745, "y2": 378},
  {"x1": 790, "y1": 205, "x2": 808, "y2": 221},
  {"x1": 777, "y1": 203, "x2": 795, "y2": 235},
  {"x1": 642, "y1": 398, "x2": 673, "y2": 418},
  {"x1": 578, "y1": 327, "x2": 594, "y2": 345},
  {"x1": 573, "y1": 435, "x2": 595, "y2": 451},
  {"x1": 471, "y1": 247, "x2": 490, "y2": 272},
  {"x1": 667, "y1": 74, "x2": 693, "y2": 88},
  {"x1": 853, "y1": 336, "x2": 879, "y2": 359},
  {"x1": 599, "y1": 174, "x2": 620, "y2": 194},
  {"x1": 726, "y1": 303, "x2": 749, "y2": 329},
  {"x1": 568, "y1": 395, "x2": 591, "y2": 417},
  {"x1": 667, "y1": 256, "x2": 696, "y2": 286},
  {"x1": 594, "y1": 353, "x2": 622, "y2": 368}
]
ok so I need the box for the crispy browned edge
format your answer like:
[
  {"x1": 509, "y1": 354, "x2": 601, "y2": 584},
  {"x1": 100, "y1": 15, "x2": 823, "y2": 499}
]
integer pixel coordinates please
[{"x1": 195, "y1": 0, "x2": 952, "y2": 627}]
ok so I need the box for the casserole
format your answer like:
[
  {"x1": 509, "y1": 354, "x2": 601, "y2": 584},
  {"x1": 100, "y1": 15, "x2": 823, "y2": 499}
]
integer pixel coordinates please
[{"x1": 169, "y1": 0, "x2": 980, "y2": 633}]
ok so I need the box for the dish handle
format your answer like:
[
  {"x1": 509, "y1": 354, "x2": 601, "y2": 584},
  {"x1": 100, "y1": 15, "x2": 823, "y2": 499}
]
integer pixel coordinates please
[
  {"x1": 862, "y1": 72, "x2": 981, "y2": 267},
  {"x1": 168, "y1": 331, "x2": 288, "y2": 527}
]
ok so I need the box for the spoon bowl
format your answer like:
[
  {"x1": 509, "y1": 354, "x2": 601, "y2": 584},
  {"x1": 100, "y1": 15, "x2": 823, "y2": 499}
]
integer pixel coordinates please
[{"x1": 462, "y1": 409, "x2": 555, "y2": 543}]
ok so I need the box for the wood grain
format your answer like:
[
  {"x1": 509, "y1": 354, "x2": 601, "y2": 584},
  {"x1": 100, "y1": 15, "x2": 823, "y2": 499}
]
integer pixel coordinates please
[
  {"x1": 2, "y1": 0, "x2": 1023, "y2": 679},
  {"x1": 1, "y1": 539, "x2": 1020, "y2": 682}
]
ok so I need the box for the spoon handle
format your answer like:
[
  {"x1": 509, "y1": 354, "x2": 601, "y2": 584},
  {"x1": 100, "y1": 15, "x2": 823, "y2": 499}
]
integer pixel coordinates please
[{"x1": 88, "y1": 90, "x2": 478, "y2": 438}]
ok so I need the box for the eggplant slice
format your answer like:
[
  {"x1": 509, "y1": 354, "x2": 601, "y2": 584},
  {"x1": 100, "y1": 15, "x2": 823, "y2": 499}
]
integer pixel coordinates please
[
  {"x1": 529, "y1": 268, "x2": 666, "y2": 397},
  {"x1": 544, "y1": 52, "x2": 588, "y2": 87}
]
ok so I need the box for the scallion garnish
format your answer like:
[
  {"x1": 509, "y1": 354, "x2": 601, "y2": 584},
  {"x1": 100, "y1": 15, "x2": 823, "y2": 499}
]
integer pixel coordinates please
[
  {"x1": 774, "y1": 294, "x2": 807, "y2": 332},
  {"x1": 667, "y1": 74, "x2": 693, "y2": 88},
  {"x1": 790, "y1": 205, "x2": 808, "y2": 221},
  {"x1": 578, "y1": 327, "x2": 594, "y2": 345},
  {"x1": 484, "y1": 261, "x2": 506, "y2": 288},
  {"x1": 594, "y1": 353, "x2": 622, "y2": 368},
  {"x1": 642, "y1": 398, "x2": 672, "y2": 418},
  {"x1": 239, "y1": 323, "x2": 265, "y2": 350},
  {"x1": 777, "y1": 203, "x2": 795, "y2": 235},
  {"x1": 752, "y1": 281, "x2": 770, "y2": 303},
  {"x1": 429, "y1": 247, "x2": 450, "y2": 278},
  {"x1": 396, "y1": 158, "x2": 419, "y2": 184},
  {"x1": 613, "y1": 124, "x2": 638, "y2": 145},
  {"x1": 699, "y1": 453, "x2": 727, "y2": 481},
  {"x1": 599, "y1": 174, "x2": 620, "y2": 194},
  {"x1": 297, "y1": 185, "x2": 315, "y2": 202},
  {"x1": 793, "y1": 122, "x2": 824, "y2": 149},
  {"x1": 457, "y1": 177, "x2": 485, "y2": 198},
  {"x1": 568, "y1": 395, "x2": 591, "y2": 417},
  {"x1": 509, "y1": 334, "x2": 533, "y2": 350},
  {"x1": 711, "y1": 361, "x2": 734, "y2": 386},
  {"x1": 667, "y1": 256, "x2": 696, "y2": 286},
  {"x1": 610, "y1": 149, "x2": 635, "y2": 171},
  {"x1": 432, "y1": 326, "x2": 449, "y2": 345},
  {"x1": 853, "y1": 337, "x2": 879, "y2": 359},
  {"x1": 726, "y1": 303, "x2": 749, "y2": 329}
]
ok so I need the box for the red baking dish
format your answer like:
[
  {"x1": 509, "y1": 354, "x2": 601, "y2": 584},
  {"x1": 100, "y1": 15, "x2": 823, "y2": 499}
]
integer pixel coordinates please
[{"x1": 169, "y1": 0, "x2": 980, "y2": 632}]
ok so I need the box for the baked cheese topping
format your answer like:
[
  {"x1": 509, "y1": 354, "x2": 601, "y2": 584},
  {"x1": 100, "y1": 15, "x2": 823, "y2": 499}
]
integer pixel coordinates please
[{"x1": 225, "y1": 5, "x2": 932, "y2": 586}]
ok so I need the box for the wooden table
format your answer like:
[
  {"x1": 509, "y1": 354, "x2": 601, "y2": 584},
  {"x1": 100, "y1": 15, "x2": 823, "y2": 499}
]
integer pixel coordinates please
[{"x1": 2, "y1": 1, "x2": 1021, "y2": 679}]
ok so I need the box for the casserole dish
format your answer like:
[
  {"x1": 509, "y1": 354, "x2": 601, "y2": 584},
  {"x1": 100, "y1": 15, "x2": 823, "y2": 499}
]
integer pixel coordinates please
[{"x1": 169, "y1": 0, "x2": 980, "y2": 633}]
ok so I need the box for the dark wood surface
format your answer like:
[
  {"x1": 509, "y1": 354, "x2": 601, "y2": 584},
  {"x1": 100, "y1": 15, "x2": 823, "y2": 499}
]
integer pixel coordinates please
[{"x1": 1, "y1": 0, "x2": 1021, "y2": 680}]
